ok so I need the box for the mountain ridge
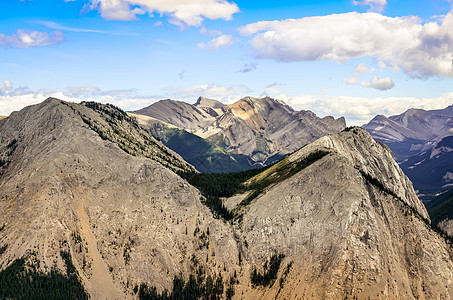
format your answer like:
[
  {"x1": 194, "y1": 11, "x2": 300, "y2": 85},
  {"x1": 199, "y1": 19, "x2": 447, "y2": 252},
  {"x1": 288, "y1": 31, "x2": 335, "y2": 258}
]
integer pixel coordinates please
[
  {"x1": 0, "y1": 99, "x2": 452, "y2": 299},
  {"x1": 363, "y1": 105, "x2": 453, "y2": 200},
  {"x1": 133, "y1": 96, "x2": 345, "y2": 172}
]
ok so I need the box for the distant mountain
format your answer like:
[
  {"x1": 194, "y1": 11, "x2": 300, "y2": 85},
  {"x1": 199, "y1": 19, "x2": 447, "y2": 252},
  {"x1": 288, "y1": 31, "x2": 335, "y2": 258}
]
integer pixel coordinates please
[
  {"x1": 1, "y1": 101, "x2": 452, "y2": 299},
  {"x1": 129, "y1": 113, "x2": 255, "y2": 173},
  {"x1": 132, "y1": 96, "x2": 346, "y2": 172},
  {"x1": 363, "y1": 105, "x2": 453, "y2": 200}
]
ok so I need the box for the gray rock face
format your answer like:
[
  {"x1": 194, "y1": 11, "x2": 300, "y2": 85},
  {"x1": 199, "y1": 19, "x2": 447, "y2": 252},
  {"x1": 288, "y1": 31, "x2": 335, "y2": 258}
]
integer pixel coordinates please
[
  {"x1": 133, "y1": 96, "x2": 346, "y2": 166},
  {"x1": 0, "y1": 99, "x2": 238, "y2": 299},
  {"x1": 230, "y1": 128, "x2": 452, "y2": 299},
  {"x1": 194, "y1": 96, "x2": 224, "y2": 109},
  {"x1": 1, "y1": 100, "x2": 452, "y2": 299}
]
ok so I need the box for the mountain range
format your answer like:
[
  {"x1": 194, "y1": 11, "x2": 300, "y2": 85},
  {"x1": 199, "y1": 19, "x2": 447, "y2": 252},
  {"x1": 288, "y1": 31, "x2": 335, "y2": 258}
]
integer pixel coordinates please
[
  {"x1": 363, "y1": 105, "x2": 453, "y2": 201},
  {"x1": 131, "y1": 96, "x2": 345, "y2": 173},
  {"x1": 0, "y1": 98, "x2": 452, "y2": 299}
]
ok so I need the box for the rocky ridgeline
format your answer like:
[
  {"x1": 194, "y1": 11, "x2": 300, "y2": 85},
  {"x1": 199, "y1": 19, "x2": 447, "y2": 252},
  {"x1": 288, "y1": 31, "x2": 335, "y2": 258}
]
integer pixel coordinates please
[
  {"x1": 0, "y1": 99, "x2": 451, "y2": 299},
  {"x1": 133, "y1": 96, "x2": 346, "y2": 172}
]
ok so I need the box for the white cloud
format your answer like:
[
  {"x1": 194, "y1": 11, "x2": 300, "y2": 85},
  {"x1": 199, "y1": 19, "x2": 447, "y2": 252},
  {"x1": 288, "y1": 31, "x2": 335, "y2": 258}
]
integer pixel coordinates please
[
  {"x1": 352, "y1": 0, "x2": 387, "y2": 12},
  {"x1": 198, "y1": 34, "x2": 233, "y2": 49},
  {"x1": 0, "y1": 29, "x2": 64, "y2": 48},
  {"x1": 152, "y1": 21, "x2": 163, "y2": 27},
  {"x1": 377, "y1": 61, "x2": 387, "y2": 69},
  {"x1": 279, "y1": 92, "x2": 453, "y2": 126},
  {"x1": 354, "y1": 62, "x2": 374, "y2": 73},
  {"x1": 239, "y1": 11, "x2": 453, "y2": 78},
  {"x1": 86, "y1": 0, "x2": 239, "y2": 26},
  {"x1": 343, "y1": 77, "x2": 359, "y2": 85},
  {"x1": 360, "y1": 75, "x2": 394, "y2": 90},
  {"x1": 0, "y1": 80, "x2": 160, "y2": 115}
]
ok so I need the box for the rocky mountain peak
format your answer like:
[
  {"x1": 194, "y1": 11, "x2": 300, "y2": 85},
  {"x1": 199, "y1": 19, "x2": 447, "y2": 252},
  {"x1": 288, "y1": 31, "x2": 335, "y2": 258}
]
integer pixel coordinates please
[{"x1": 194, "y1": 96, "x2": 224, "y2": 109}]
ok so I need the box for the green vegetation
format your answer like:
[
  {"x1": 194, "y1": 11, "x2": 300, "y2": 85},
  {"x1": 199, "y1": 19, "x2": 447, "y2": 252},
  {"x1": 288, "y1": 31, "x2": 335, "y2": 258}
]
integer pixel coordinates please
[
  {"x1": 179, "y1": 167, "x2": 268, "y2": 220},
  {"x1": 180, "y1": 167, "x2": 267, "y2": 198},
  {"x1": 426, "y1": 189, "x2": 453, "y2": 224},
  {"x1": 148, "y1": 123, "x2": 254, "y2": 173},
  {"x1": 0, "y1": 251, "x2": 88, "y2": 299},
  {"x1": 138, "y1": 267, "x2": 225, "y2": 300},
  {"x1": 358, "y1": 169, "x2": 453, "y2": 246},
  {"x1": 342, "y1": 126, "x2": 360, "y2": 134},
  {"x1": 251, "y1": 253, "x2": 285, "y2": 287}
]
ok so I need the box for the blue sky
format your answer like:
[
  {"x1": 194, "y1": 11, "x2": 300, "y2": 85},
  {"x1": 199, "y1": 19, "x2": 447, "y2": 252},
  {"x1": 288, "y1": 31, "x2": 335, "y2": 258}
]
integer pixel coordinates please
[{"x1": 1, "y1": 0, "x2": 453, "y2": 125}]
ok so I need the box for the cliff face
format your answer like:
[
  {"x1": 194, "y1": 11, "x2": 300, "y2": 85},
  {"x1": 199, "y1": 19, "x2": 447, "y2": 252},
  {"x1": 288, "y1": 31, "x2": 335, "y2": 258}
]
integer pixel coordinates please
[
  {"x1": 228, "y1": 128, "x2": 451, "y2": 299},
  {"x1": 0, "y1": 100, "x2": 452, "y2": 299},
  {"x1": 133, "y1": 96, "x2": 346, "y2": 168},
  {"x1": 0, "y1": 99, "x2": 239, "y2": 299}
]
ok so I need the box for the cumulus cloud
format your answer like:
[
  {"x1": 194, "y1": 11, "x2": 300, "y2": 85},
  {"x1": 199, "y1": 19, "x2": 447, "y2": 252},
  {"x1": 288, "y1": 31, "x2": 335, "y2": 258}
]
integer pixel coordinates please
[
  {"x1": 354, "y1": 62, "x2": 374, "y2": 73},
  {"x1": 0, "y1": 29, "x2": 64, "y2": 48},
  {"x1": 198, "y1": 34, "x2": 233, "y2": 49},
  {"x1": 352, "y1": 0, "x2": 387, "y2": 12},
  {"x1": 360, "y1": 75, "x2": 394, "y2": 90},
  {"x1": 239, "y1": 11, "x2": 453, "y2": 78},
  {"x1": 0, "y1": 80, "x2": 60, "y2": 115},
  {"x1": 85, "y1": 0, "x2": 239, "y2": 26}
]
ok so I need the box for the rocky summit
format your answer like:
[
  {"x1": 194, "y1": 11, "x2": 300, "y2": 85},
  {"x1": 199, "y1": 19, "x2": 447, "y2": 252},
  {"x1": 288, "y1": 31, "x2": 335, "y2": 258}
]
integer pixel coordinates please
[
  {"x1": 0, "y1": 99, "x2": 452, "y2": 299},
  {"x1": 132, "y1": 96, "x2": 345, "y2": 172}
]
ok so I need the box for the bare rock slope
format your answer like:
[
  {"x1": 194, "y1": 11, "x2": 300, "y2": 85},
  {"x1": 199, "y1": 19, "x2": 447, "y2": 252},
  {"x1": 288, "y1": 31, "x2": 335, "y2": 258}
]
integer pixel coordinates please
[
  {"x1": 0, "y1": 99, "x2": 239, "y2": 299},
  {"x1": 0, "y1": 99, "x2": 452, "y2": 299},
  {"x1": 228, "y1": 127, "x2": 452, "y2": 299}
]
